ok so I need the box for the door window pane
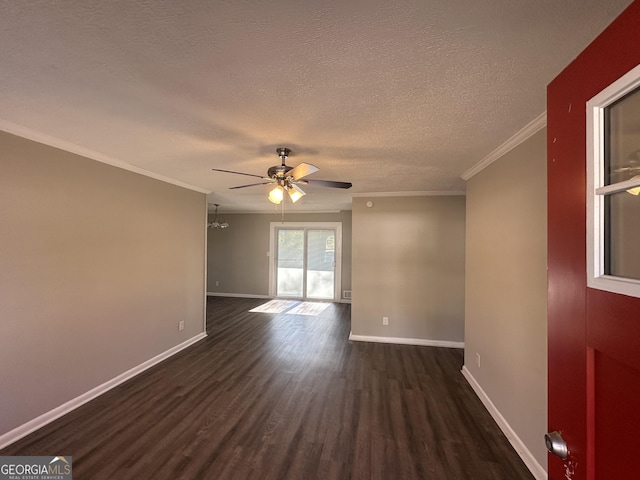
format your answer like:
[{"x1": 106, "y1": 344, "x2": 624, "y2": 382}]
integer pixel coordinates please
[
  {"x1": 587, "y1": 64, "x2": 640, "y2": 298},
  {"x1": 605, "y1": 87, "x2": 640, "y2": 186},
  {"x1": 603, "y1": 85, "x2": 640, "y2": 281},
  {"x1": 604, "y1": 191, "x2": 640, "y2": 280}
]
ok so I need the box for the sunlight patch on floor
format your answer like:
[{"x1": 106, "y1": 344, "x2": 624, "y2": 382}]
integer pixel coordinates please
[
  {"x1": 249, "y1": 300, "x2": 330, "y2": 316},
  {"x1": 249, "y1": 299, "x2": 299, "y2": 313},
  {"x1": 285, "y1": 302, "x2": 330, "y2": 316}
]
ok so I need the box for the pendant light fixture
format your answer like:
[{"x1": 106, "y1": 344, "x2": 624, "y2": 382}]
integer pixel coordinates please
[{"x1": 208, "y1": 204, "x2": 229, "y2": 229}]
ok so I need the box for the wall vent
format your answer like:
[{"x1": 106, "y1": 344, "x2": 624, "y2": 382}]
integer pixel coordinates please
[{"x1": 343, "y1": 290, "x2": 352, "y2": 299}]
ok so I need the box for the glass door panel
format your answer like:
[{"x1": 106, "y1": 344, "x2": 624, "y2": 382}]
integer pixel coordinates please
[
  {"x1": 306, "y1": 229, "x2": 335, "y2": 299},
  {"x1": 276, "y1": 229, "x2": 304, "y2": 297}
]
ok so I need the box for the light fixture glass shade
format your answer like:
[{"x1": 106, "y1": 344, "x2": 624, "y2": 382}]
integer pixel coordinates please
[
  {"x1": 268, "y1": 185, "x2": 284, "y2": 204},
  {"x1": 287, "y1": 184, "x2": 305, "y2": 203},
  {"x1": 626, "y1": 175, "x2": 640, "y2": 195}
]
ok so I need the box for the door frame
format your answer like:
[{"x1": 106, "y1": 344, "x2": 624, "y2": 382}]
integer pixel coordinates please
[{"x1": 268, "y1": 222, "x2": 342, "y2": 301}]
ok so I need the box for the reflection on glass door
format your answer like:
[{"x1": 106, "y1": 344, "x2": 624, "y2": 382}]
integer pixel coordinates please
[{"x1": 275, "y1": 227, "x2": 336, "y2": 300}]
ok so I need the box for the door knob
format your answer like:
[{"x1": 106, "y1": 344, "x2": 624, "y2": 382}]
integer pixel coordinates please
[{"x1": 545, "y1": 431, "x2": 568, "y2": 459}]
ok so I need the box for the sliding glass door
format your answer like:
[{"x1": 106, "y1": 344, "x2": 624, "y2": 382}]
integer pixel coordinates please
[{"x1": 272, "y1": 223, "x2": 341, "y2": 300}]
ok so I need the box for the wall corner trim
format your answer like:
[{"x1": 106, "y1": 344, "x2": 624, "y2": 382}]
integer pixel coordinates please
[
  {"x1": 461, "y1": 366, "x2": 548, "y2": 480},
  {"x1": 461, "y1": 111, "x2": 547, "y2": 181},
  {"x1": 352, "y1": 191, "x2": 466, "y2": 198},
  {"x1": 348, "y1": 333, "x2": 463, "y2": 349},
  {"x1": 0, "y1": 333, "x2": 207, "y2": 450}
]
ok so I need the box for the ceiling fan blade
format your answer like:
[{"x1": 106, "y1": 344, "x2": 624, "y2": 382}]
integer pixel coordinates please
[
  {"x1": 212, "y1": 168, "x2": 266, "y2": 179},
  {"x1": 229, "y1": 181, "x2": 274, "y2": 189},
  {"x1": 288, "y1": 162, "x2": 319, "y2": 181},
  {"x1": 299, "y1": 179, "x2": 352, "y2": 189}
]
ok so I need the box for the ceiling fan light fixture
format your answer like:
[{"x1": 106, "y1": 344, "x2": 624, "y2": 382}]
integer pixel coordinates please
[
  {"x1": 268, "y1": 185, "x2": 284, "y2": 204},
  {"x1": 213, "y1": 146, "x2": 352, "y2": 206},
  {"x1": 286, "y1": 183, "x2": 305, "y2": 203}
]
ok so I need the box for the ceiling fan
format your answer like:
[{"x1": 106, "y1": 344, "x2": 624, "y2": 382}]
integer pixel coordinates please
[{"x1": 211, "y1": 147, "x2": 352, "y2": 204}]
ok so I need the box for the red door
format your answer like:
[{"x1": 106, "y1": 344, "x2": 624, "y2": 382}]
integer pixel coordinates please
[{"x1": 547, "y1": 2, "x2": 640, "y2": 479}]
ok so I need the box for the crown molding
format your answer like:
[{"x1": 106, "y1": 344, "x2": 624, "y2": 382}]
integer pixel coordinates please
[
  {"x1": 0, "y1": 120, "x2": 211, "y2": 194},
  {"x1": 351, "y1": 191, "x2": 465, "y2": 198},
  {"x1": 461, "y1": 111, "x2": 547, "y2": 181}
]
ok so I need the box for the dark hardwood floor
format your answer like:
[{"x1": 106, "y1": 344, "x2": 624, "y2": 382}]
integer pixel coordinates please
[{"x1": 1, "y1": 297, "x2": 534, "y2": 479}]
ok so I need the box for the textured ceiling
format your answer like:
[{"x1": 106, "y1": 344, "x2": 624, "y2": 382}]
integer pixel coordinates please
[{"x1": 0, "y1": 0, "x2": 633, "y2": 212}]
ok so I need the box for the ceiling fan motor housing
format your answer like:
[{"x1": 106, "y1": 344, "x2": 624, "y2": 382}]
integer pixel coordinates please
[
  {"x1": 269, "y1": 147, "x2": 293, "y2": 180},
  {"x1": 268, "y1": 164, "x2": 293, "y2": 179},
  {"x1": 267, "y1": 147, "x2": 293, "y2": 180}
]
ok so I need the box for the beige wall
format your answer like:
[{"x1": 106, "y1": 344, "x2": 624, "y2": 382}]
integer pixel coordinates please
[
  {"x1": 0, "y1": 132, "x2": 206, "y2": 437},
  {"x1": 464, "y1": 128, "x2": 547, "y2": 469},
  {"x1": 351, "y1": 195, "x2": 466, "y2": 342},
  {"x1": 207, "y1": 211, "x2": 352, "y2": 298}
]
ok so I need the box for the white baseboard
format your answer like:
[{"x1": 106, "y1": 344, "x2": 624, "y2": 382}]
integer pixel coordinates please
[
  {"x1": 206, "y1": 292, "x2": 352, "y2": 303},
  {"x1": 461, "y1": 366, "x2": 547, "y2": 480},
  {"x1": 0, "y1": 333, "x2": 207, "y2": 450},
  {"x1": 206, "y1": 292, "x2": 270, "y2": 299},
  {"x1": 348, "y1": 333, "x2": 464, "y2": 349}
]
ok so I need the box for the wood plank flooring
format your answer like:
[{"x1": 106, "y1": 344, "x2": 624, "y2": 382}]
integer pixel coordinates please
[{"x1": 1, "y1": 297, "x2": 535, "y2": 479}]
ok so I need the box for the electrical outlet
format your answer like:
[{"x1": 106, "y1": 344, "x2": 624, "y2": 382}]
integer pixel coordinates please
[
  {"x1": 476, "y1": 352, "x2": 481, "y2": 368},
  {"x1": 179, "y1": 321, "x2": 185, "y2": 331},
  {"x1": 382, "y1": 316, "x2": 389, "y2": 326},
  {"x1": 215, "y1": 281, "x2": 219, "y2": 287}
]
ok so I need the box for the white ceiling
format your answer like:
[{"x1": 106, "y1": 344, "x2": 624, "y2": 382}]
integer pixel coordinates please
[{"x1": 0, "y1": 0, "x2": 633, "y2": 212}]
